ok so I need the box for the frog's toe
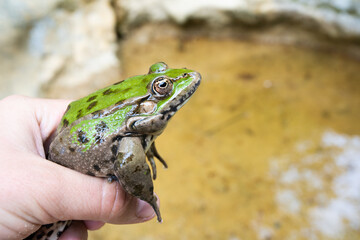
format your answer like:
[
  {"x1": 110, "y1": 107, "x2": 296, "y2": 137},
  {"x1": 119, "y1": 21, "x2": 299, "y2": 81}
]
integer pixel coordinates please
[
  {"x1": 107, "y1": 175, "x2": 118, "y2": 183},
  {"x1": 146, "y1": 150, "x2": 157, "y2": 180},
  {"x1": 151, "y1": 142, "x2": 168, "y2": 168},
  {"x1": 147, "y1": 155, "x2": 157, "y2": 180},
  {"x1": 149, "y1": 195, "x2": 162, "y2": 222}
]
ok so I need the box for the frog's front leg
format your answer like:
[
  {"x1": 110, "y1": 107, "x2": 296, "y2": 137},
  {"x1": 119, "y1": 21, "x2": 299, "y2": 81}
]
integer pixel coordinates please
[
  {"x1": 146, "y1": 142, "x2": 168, "y2": 180},
  {"x1": 114, "y1": 137, "x2": 162, "y2": 222},
  {"x1": 127, "y1": 114, "x2": 167, "y2": 134}
]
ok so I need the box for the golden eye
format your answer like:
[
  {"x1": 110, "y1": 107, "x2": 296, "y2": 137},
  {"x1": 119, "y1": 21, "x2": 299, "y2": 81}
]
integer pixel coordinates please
[{"x1": 152, "y1": 77, "x2": 173, "y2": 97}]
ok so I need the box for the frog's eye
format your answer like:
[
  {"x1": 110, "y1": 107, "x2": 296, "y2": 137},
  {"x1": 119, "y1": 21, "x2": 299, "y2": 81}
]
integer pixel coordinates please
[
  {"x1": 148, "y1": 62, "x2": 168, "y2": 74},
  {"x1": 152, "y1": 77, "x2": 173, "y2": 97}
]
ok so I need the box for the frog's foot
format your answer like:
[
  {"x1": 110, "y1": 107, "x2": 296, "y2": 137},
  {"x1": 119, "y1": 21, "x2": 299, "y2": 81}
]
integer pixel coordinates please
[
  {"x1": 146, "y1": 142, "x2": 168, "y2": 180},
  {"x1": 107, "y1": 175, "x2": 118, "y2": 183},
  {"x1": 148, "y1": 195, "x2": 162, "y2": 222},
  {"x1": 114, "y1": 137, "x2": 162, "y2": 222}
]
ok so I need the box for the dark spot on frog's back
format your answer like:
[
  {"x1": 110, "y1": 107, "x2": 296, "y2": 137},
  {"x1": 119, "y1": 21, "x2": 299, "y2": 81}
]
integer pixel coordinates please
[
  {"x1": 68, "y1": 147, "x2": 75, "y2": 152},
  {"x1": 87, "y1": 101, "x2": 98, "y2": 110},
  {"x1": 94, "y1": 135, "x2": 103, "y2": 144},
  {"x1": 111, "y1": 144, "x2": 118, "y2": 156},
  {"x1": 65, "y1": 104, "x2": 71, "y2": 113},
  {"x1": 62, "y1": 118, "x2": 69, "y2": 128},
  {"x1": 95, "y1": 121, "x2": 108, "y2": 133},
  {"x1": 93, "y1": 164, "x2": 101, "y2": 171},
  {"x1": 102, "y1": 88, "x2": 113, "y2": 95},
  {"x1": 113, "y1": 79, "x2": 125, "y2": 85},
  {"x1": 87, "y1": 95, "x2": 97, "y2": 102},
  {"x1": 76, "y1": 109, "x2": 83, "y2": 119},
  {"x1": 77, "y1": 130, "x2": 89, "y2": 144}
]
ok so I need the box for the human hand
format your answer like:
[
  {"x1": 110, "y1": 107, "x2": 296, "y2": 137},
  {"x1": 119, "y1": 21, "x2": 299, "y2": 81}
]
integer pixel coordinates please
[{"x1": 0, "y1": 95, "x2": 156, "y2": 240}]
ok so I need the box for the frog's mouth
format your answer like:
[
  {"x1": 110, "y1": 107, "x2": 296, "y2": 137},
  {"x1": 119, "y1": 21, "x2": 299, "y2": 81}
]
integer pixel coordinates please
[{"x1": 159, "y1": 71, "x2": 201, "y2": 121}]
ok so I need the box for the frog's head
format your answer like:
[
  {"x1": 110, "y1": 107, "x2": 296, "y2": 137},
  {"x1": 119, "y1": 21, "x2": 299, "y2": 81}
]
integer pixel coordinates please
[
  {"x1": 145, "y1": 62, "x2": 201, "y2": 120},
  {"x1": 58, "y1": 62, "x2": 200, "y2": 134}
]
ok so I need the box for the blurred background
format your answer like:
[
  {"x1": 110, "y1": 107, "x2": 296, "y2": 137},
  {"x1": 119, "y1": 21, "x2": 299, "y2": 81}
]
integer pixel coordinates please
[{"x1": 1, "y1": 0, "x2": 360, "y2": 239}]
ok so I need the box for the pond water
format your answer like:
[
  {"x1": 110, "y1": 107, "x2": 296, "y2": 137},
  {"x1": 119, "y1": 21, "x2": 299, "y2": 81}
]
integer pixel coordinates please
[{"x1": 90, "y1": 37, "x2": 360, "y2": 240}]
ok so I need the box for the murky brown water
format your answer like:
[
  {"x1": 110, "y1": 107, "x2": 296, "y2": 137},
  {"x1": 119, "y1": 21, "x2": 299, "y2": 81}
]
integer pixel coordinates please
[{"x1": 89, "y1": 37, "x2": 360, "y2": 240}]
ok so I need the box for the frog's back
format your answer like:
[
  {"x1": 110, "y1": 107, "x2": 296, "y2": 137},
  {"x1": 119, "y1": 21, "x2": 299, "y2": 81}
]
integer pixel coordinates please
[{"x1": 60, "y1": 74, "x2": 152, "y2": 129}]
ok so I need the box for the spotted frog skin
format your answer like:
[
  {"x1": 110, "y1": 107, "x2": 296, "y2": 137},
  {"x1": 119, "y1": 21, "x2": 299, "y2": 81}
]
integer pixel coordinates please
[{"x1": 26, "y1": 62, "x2": 201, "y2": 239}]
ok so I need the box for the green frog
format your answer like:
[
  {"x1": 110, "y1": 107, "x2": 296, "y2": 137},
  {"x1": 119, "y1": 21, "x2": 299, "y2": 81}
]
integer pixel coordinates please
[{"x1": 26, "y1": 62, "x2": 201, "y2": 239}]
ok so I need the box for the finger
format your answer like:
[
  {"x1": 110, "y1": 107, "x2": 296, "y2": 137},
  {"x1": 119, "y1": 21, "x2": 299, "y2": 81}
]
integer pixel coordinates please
[
  {"x1": 0, "y1": 95, "x2": 71, "y2": 157},
  {"x1": 27, "y1": 157, "x2": 156, "y2": 225},
  {"x1": 32, "y1": 97, "x2": 72, "y2": 153},
  {"x1": 0, "y1": 95, "x2": 70, "y2": 139},
  {"x1": 31, "y1": 97, "x2": 71, "y2": 141},
  {"x1": 84, "y1": 220, "x2": 105, "y2": 230},
  {"x1": 59, "y1": 221, "x2": 87, "y2": 240}
]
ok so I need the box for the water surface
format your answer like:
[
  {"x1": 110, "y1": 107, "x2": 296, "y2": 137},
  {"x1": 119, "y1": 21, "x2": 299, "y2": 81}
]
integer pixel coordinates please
[{"x1": 90, "y1": 37, "x2": 360, "y2": 240}]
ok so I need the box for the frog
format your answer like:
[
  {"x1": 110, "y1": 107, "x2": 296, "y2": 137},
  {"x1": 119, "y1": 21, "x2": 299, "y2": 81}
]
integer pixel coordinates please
[{"x1": 26, "y1": 62, "x2": 201, "y2": 239}]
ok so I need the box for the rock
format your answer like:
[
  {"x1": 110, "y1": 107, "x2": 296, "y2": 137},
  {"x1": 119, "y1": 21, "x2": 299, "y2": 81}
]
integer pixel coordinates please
[
  {"x1": 0, "y1": 0, "x2": 62, "y2": 46},
  {"x1": 118, "y1": 0, "x2": 360, "y2": 41},
  {"x1": 0, "y1": 0, "x2": 119, "y2": 99}
]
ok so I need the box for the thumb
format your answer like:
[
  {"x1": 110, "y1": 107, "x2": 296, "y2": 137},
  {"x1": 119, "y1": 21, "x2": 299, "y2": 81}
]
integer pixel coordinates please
[{"x1": 26, "y1": 157, "x2": 156, "y2": 225}]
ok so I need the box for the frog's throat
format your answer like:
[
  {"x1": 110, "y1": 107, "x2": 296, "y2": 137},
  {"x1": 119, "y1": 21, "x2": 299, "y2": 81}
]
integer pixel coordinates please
[{"x1": 160, "y1": 71, "x2": 201, "y2": 121}]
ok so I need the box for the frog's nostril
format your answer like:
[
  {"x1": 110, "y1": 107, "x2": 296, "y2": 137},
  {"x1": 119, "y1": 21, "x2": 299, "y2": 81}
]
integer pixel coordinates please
[{"x1": 189, "y1": 71, "x2": 201, "y2": 82}]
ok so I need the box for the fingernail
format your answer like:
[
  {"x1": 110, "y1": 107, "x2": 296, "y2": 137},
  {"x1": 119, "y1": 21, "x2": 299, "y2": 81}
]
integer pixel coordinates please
[{"x1": 136, "y1": 199, "x2": 155, "y2": 219}]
